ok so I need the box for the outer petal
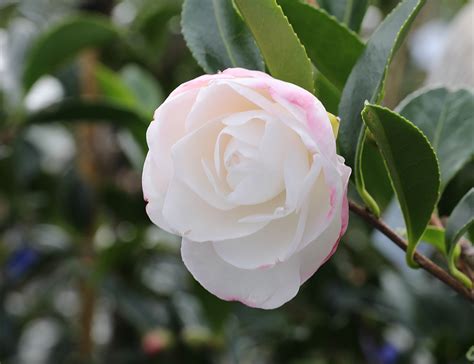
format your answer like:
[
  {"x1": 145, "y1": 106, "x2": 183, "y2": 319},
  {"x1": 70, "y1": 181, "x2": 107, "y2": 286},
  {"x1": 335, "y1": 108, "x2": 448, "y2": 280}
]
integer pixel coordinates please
[
  {"x1": 145, "y1": 88, "x2": 199, "y2": 198},
  {"x1": 181, "y1": 238, "x2": 301, "y2": 309},
  {"x1": 168, "y1": 68, "x2": 270, "y2": 98},
  {"x1": 299, "y1": 203, "x2": 343, "y2": 283},
  {"x1": 142, "y1": 155, "x2": 173, "y2": 233},
  {"x1": 299, "y1": 162, "x2": 351, "y2": 283},
  {"x1": 223, "y1": 73, "x2": 336, "y2": 161}
]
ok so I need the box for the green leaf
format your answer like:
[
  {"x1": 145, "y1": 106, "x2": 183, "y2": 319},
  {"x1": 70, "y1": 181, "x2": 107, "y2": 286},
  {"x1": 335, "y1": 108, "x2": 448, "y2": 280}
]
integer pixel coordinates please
[
  {"x1": 96, "y1": 65, "x2": 138, "y2": 110},
  {"x1": 234, "y1": 0, "x2": 314, "y2": 92},
  {"x1": 400, "y1": 225, "x2": 446, "y2": 255},
  {"x1": 278, "y1": 0, "x2": 364, "y2": 90},
  {"x1": 96, "y1": 64, "x2": 162, "y2": 120},
  {"x1": 361, "y1": 138, "x2": 393, "y2": 212},
  {"x1": 420, "y1": 226, "x2": 446, "y2": 256},
  {"x1": 319, "y1": 0, "x2": 369, "y2": 32},
  {"x1": 129, "y1": 0, "x2": 182, "y2": 65},
  {"x1": 135, "y1": 0, "x2": 181, "y2": 45},
  {"x1": 338, "y1": 0, "x2": 426, "y2": 169},
  {"x1": 397, "y1": 87, "x2": 474, "y2": 190},
  {"x1": 25, "y1": 99, "x2": 148, "y2": 149},
  {"x1": 445, "y1": 188, "x2": 474, "y2": 288},
  {"x1": 355, "y1": 129, "x2": 381, "y2": 217},
  {"x1": 181, "y1": 0, "x2": 264, "y2": 73},
  {"x1": 361, "y1": 103, "x2": 440, "y2": 267},
  {"x1": 439, "y1": 161, "x2": 474, "y2": 216},
  {"x1": 0, "y1": 1, "x2": 17, "y2": 28},
  {"x1": 446, "y1": 188, "x2": 474, "y2": 253},
  {"x1": 23, "y1": 15, "x2": 119, "y2": 91},
  {"x1": 314, "y1": 71, "x2": 341, "y2": 115},
  {"x1": 121, "y1": 65, "x2": 163, "y2": 118}
]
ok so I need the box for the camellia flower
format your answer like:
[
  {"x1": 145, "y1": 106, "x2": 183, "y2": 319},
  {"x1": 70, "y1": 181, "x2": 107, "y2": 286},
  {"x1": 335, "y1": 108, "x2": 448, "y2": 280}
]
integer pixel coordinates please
[{"x1": 142, "y1": 68, "x2": 351, "y2": 309}]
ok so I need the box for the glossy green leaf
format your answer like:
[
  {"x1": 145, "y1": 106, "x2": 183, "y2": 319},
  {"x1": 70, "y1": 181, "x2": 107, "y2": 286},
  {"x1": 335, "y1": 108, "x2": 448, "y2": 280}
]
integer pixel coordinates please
[
  {"x1": 445, "y1": 188, "x2": 474, "y2": 288},
  {"x1": 234, "y1": 0, "x2": 314, "y2": 92},
  {"x1": 279, "y1": 0, "x2": 364, "y2": 90},
  {"x1": 25, "y1": 99, "x2": 148, "y2": 149},
  {"x1": 318, "y1": 0, "x2": 369, "y2": 32},
  {"x1": 397, "y1": 87, "x2": 474, "y2": 189},
  {"x1": 338, "y1": 0, "x2": 425, "y2": 168},
  {"x1": 181, "y1": 0, "x2": 264, "y2": 73},
  {"x1": 362, "y1": 103, "x2": 440, "y2": 267},
  {"x1": 23, "y1": 15, "x2": 119, "y2": 91}
]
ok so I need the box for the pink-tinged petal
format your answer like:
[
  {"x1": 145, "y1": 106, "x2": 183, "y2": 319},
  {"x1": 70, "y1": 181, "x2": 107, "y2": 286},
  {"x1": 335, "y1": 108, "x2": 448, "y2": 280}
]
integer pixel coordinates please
[
  {"x1": 168, "y1": 68, "x2": 270, "y2": 98},
  {"x1": 181, "y1": 238, "x2": 301, "y2": 309},
  {"x1": 223, "y1": 74, "x2": 336, "y2": 161},
  {"x1": 168, "y1": 74, "x2": 217, "y2": 98},
  {"x1": 221, "y1": 67, "x2": 273, "y2": 80},
  {"x1": 298, "y1": 203, "x2": 343, "y2": 284},
  {"x1": 298, "y1": 161, "x2": 350, "y2": 282},
  {"x1": 265, "y1": 81, "x2": 336, "y2": 161}
]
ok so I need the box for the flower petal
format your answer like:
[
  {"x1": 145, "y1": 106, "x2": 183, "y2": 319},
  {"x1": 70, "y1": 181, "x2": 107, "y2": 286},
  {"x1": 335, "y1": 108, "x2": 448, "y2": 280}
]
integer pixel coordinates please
[
  {"x1": 145, "y1": 89, "x2": 199, "y2": 193},
  {"x1": 172, "y1": 119, "x2": 236, "y2": 210},
  {"x1": 143, "y1": 155, "x2": 174, "y2": 234},
  {"x1": 212, "y1": 211, "x2": 299, "y2": 269},
  {"x1": 185, "y1": 83, "x2": 257, "y2": 132},
  {"x1": 162, "y1": 178, "x2": 269, "y2": 242},
  {"x1": 299, "y1": 202, "x2": 344, "y2": 283},
  {"x1": 181, "y1": 238, "x2": 301, "y2": 309}
]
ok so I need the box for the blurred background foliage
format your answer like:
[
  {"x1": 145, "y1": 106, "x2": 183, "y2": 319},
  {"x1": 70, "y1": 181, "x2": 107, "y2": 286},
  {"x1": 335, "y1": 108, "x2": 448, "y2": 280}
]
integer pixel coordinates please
[{"x1": 0, "y1": 0, "x2": 473, "y2": 363}]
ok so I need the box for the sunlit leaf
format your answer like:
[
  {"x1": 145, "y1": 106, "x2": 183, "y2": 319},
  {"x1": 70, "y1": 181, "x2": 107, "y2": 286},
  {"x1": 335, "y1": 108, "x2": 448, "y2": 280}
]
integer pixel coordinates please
[
  {"x1": 234, "y1": 0, "x2": 314, "y2": 92},
  {"x1": 279, "y1": 0, "x2": 364, "y2": 90}
]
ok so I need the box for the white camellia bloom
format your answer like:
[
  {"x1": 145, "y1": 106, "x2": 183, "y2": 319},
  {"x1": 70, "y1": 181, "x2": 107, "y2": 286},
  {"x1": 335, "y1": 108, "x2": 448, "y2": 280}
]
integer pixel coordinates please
[{"x1": 143, "y1": 68, "x2": 351, "y2": 309}]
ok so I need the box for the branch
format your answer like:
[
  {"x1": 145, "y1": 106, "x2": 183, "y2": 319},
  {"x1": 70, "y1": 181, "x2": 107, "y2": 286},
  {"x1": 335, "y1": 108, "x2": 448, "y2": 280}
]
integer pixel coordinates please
[{"x1": 348, "y1": 200, "x2": 474, "y2": 303}]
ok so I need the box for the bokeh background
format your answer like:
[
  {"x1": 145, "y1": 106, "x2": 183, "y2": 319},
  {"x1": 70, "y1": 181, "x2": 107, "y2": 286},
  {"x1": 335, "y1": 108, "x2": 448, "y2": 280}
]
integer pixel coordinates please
[{"x1": 0, "y1": 0, "x2": 473, "y2": 363}]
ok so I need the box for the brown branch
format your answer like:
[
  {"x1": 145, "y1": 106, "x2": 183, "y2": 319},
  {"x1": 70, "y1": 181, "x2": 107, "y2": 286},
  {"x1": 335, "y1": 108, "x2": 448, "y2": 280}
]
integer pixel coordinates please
[{"x1": 348, "y1": 200, "x2": 474, "y2": 303}]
